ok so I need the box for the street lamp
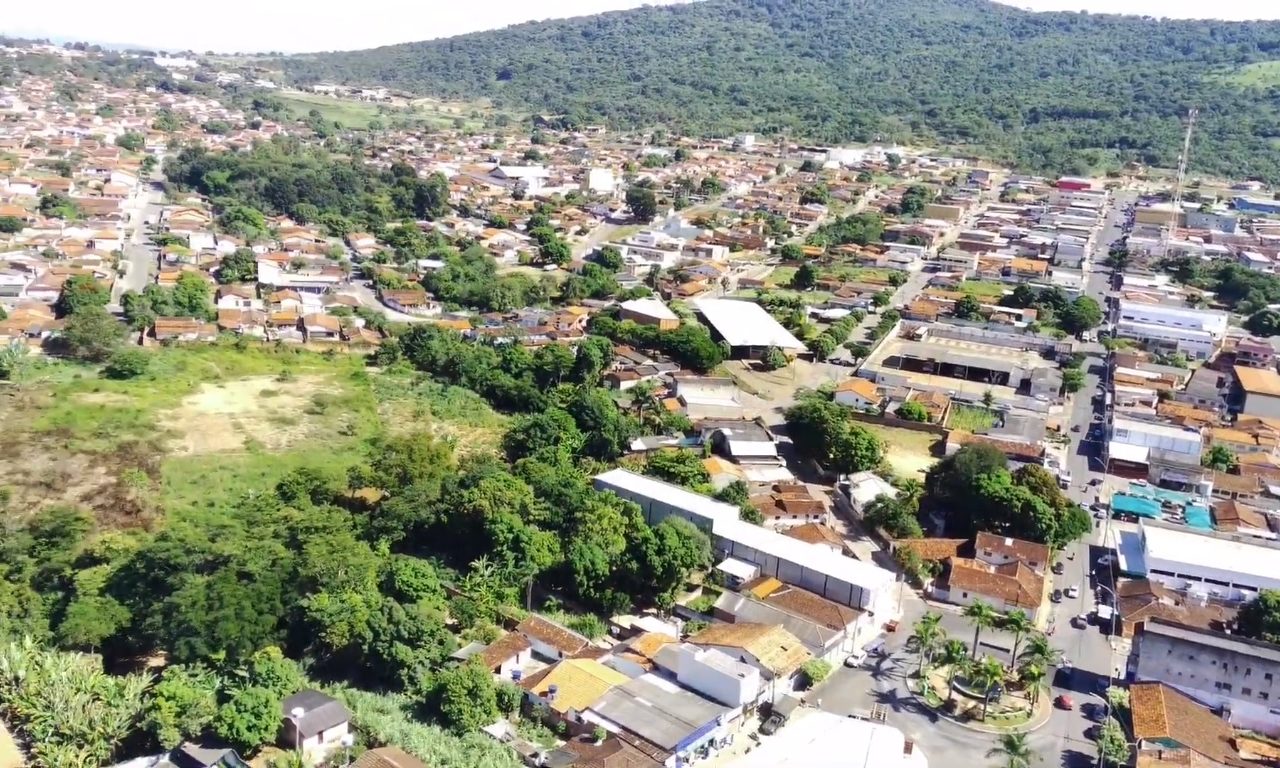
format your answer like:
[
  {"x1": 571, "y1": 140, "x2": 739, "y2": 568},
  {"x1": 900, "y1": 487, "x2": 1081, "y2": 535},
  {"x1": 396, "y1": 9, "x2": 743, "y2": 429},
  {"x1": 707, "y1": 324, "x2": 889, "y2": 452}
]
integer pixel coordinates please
[{"x1": 290, "y1": 706, "x2": 306, "y2": 759}]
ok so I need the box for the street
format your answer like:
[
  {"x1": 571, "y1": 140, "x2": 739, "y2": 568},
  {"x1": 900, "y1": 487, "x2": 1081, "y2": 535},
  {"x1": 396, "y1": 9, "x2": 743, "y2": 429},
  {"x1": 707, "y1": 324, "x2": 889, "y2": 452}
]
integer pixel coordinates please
[
  {"x1": 809, "y1": 190, "x2": 1136, "y2": 767},
  {"x1": 112, "y1": 179, "x2": 165, "y2": 304}
]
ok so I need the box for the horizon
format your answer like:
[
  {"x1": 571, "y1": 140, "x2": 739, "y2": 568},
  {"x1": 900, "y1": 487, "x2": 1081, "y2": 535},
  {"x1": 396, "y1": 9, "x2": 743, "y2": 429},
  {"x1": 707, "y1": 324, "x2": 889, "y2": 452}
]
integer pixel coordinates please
[{"x1": 4, "y1": 0, "x2": 1278, "y2": 54}]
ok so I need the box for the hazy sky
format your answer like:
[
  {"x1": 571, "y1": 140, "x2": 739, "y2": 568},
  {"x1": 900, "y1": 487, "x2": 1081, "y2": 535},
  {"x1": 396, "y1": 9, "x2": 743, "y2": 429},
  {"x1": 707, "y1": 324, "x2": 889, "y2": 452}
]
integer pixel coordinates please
[{"x1": 3, "y1": 0, "x2": 1278, "y2": 53}]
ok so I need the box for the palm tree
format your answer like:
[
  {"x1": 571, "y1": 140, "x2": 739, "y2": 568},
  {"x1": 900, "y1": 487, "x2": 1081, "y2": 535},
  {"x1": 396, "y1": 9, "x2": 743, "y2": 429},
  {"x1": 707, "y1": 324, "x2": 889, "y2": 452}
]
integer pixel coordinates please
[
  {"x1": 937, "y1": 638, "x2": 970, "y2": 701},
  {"x1": 986, "y1": 732, "x2": 1037, "y2": 768},
  {"x1": 1000, "y1": 610, "x2": 1035, "y2": 671},
  {"x1": 1018, "y1": 633, "x2": 1062, "y2": 669},
  {"x1": 910, "y1": 612, "x2": 943, "y2": 675},
  {"x1": 964, "y1": 600, "x2": 999, "y2": 660},
  {"x1": 1019, "y1": 662, "x2": 1047, "y2": 705},
  {"x1": 971, "y1": 655, "x2": 1007, "y2": 720}
]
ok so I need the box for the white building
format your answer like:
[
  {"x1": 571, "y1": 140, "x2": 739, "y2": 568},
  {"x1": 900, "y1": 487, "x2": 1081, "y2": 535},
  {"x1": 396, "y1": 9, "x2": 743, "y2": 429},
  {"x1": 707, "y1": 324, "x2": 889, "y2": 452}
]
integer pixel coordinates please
[
  {"x1": 1121, "y1": 521, "x2": 1280, "y2": 602},
  {"x1": 594, "y1": 469, "x2": 900, "y2": 622},
  {"x1": 584, "y1": 168, "x2": 617, "y2": 195},
  {"x1": 879, "y1": 243, "x2": 926, "y2": 270},
  {"x1": 1133, "y1": 619, "x2": 1280, "y2": 736},
  {"x1": 1115, "y1": 299, "x2": 1229, "y2": 360},
  {"x1": 731, "y1": 711, "x2": 927, "y2": 768},
  {"x1": 694, "y1": 298, "x2": 808, "y2": 359},
  {"x1": 651, "y1": 643, "x2": 762, "y2": 707}
]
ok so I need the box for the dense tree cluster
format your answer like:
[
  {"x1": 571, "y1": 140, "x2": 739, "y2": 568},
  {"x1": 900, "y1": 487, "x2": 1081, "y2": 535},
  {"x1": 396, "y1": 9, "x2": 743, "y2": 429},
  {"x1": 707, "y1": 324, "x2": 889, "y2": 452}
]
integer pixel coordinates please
[
  {"x1": 1166, "y1": 258, "x2": 1280, "y2": 316},
  {"x1": 1000, "y1": 284, "x2": 1101, "y2": 333},
  {"x1": 806, "y1": 212, "x2": 884, "y2": 249},
  {"x1": 422, "y1": 245, "x2": 553, "y2": 312},
  {"x1": 165, "y1": 137, "x2": 452, "y2": 232},
  {"x1": 924, "y1": 445, "x2": 1090, "y2": 548},
  {"x1": 276, "y1": 0, "x2": 1280, "y2": 180},
  {"x1": 590, "y1": 313, "x2": 727, "y2": 372},
  {"x1": 784, "y1": 394, "x2": 884, "y2": 475}
]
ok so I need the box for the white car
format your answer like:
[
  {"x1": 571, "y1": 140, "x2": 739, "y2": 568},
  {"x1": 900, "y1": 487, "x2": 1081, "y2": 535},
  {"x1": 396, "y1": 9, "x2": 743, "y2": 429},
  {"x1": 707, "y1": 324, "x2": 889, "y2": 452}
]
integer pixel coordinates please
[
  {"x1": 844, "y1": 650, "x2": 868, "y2": 668},
  {"x1": 1066, "y1": 585, "x2": 1080, "y2": 599}
]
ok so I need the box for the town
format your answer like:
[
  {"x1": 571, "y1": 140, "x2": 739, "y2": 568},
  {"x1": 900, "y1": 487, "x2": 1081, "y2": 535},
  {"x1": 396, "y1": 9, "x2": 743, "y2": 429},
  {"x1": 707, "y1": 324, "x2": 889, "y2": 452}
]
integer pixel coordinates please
[{"x1": 4, "y1": 36, "x2": 1280, "y2": 768}]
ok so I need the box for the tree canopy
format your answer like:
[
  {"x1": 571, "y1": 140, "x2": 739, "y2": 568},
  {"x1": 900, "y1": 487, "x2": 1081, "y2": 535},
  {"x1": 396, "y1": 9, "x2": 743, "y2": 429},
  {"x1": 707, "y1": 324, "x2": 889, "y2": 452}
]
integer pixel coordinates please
[{"x1": 277, "y1": 0, "x2": 1280, "y2": 180}]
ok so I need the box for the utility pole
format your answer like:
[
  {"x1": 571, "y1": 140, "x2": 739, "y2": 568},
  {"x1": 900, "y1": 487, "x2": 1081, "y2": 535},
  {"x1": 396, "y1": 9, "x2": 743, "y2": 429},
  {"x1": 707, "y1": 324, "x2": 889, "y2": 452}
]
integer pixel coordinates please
[{"x1": 1161, "y1": 108, "x2": 1198, "y2": 256}]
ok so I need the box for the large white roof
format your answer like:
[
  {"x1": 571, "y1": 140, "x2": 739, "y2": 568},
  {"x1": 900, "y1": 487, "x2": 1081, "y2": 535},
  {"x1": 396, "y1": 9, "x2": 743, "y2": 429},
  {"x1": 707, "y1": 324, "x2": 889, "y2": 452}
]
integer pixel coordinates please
[
  {"x1": 594, "y1": 468, "x2": 739, "y2": 524},
  {"x1": 1142, "y1": 523, "x2": 1280, "y2": 589},
  {"x1": 694, "y1": 298, "x2": 807, "y2": 351},
  {"x1": 733, "y1": 711, "x2": 927, "y2": 768}
]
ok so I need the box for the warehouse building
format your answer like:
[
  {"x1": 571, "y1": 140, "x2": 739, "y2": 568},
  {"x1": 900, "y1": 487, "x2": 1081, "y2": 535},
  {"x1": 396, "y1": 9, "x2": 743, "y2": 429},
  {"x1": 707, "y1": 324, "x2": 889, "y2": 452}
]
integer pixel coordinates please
[{"x1": 693, "y1": 298, "x2": 807, "y2": 359}]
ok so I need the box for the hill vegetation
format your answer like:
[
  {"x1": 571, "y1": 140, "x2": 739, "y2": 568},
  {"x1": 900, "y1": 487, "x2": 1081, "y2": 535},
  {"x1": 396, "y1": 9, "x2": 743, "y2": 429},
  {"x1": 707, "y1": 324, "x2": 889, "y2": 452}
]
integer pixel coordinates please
[{"x1": 275, "y1": 0, "x2": 1280, "y2": 180}]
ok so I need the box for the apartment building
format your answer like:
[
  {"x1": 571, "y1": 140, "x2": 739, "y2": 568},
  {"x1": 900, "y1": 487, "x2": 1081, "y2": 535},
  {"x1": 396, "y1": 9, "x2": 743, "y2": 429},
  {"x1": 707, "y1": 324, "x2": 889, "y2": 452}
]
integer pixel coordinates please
[{"x1": 1116, "y1": 300, "x2": 1229, "y2": 361}]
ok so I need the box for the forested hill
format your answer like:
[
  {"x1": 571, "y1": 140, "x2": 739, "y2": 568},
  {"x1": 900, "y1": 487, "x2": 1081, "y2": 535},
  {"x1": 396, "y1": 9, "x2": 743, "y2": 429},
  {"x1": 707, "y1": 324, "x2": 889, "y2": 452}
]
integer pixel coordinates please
[{"x1": 275, "y1": 0, "x2": 1280, "y2": 180}]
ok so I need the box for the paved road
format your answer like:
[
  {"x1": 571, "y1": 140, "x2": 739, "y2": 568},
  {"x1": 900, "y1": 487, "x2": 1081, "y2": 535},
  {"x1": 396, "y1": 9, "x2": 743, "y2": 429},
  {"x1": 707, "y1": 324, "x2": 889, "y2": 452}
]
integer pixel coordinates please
[{"x1": 113, "y1": 181, "x2": 165, "y2": 302}]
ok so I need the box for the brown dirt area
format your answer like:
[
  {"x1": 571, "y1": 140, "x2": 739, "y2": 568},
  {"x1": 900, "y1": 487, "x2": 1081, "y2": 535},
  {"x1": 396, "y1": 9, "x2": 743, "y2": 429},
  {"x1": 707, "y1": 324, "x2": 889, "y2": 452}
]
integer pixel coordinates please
[{"x1": 159, "y1": 375, "x2": 327, "y2": 454}]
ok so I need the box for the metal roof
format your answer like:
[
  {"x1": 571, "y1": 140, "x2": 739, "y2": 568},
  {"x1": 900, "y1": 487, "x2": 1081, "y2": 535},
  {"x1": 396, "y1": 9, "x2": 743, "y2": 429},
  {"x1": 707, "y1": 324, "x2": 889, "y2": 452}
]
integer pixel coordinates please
[{"x1": 693, "y1": 298, "x2": 807, "y2": 351}]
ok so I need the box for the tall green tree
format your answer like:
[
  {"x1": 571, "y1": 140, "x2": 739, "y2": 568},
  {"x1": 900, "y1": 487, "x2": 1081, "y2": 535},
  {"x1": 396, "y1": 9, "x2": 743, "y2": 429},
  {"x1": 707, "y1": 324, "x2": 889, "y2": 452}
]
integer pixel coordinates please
[
  {"x1": 964, "y1": 600, "x2": 999, "y2": 660},
  {"x1": 987, "y1": 733, "x2": 1037, "y2": 768},
  {"x1": 55, "y1": 274, "x2": 109, "y2": 317}
]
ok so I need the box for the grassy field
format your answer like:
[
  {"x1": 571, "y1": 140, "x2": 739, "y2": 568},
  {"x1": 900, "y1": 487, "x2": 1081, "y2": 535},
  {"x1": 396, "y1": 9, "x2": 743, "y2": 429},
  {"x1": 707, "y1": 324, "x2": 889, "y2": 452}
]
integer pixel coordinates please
[
  {"x1": 734, "y1": 287, "x2": 833, "y2": 305},
  {"x1": 827, "y1": 266, "x2": 896, "y2": 284},
  {"x1": 947, "y1": 404, "x2": 998, "y2": 433},
  {"x1": 858, "y1": 423, "x2": 941, "y2": 478},
  {"x1": 0, "y1": 343, "x2": 506, "y2": 525},
  {"x1": 1217, "y1": 60, "x2": 1280, "y2": 88},
  {"x1": 958, "y1": 280, "x2": 1009, "y2": 299},
  {"x1": 277, "y1": 91, "x2": 500, "y2": 131}
]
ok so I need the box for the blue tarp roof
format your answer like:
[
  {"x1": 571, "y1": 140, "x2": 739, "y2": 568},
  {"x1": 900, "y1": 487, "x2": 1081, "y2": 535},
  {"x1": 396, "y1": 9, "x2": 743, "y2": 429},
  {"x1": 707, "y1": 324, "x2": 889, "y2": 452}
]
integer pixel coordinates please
[
  {"x1": 1185, "y1": 504, "x2": 1213, "y2": 530},
  {"x1": 1112, "y1": 493, "x2": 1162, "y2": 518}
]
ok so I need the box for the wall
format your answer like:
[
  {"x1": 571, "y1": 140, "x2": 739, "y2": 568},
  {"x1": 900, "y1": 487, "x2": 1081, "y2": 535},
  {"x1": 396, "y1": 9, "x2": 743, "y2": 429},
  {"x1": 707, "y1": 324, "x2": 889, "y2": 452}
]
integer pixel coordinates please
[{"x1": 1244, "y1": 392, "x2": 1280, "y2": 420}]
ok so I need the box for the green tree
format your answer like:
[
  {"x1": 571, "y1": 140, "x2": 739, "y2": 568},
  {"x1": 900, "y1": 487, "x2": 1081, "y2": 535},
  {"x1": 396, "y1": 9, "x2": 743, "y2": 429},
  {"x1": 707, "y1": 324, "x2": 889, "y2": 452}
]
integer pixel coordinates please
[
  {"x1": 909, "y1": 611, "x2": 942, "y2": 674},
  {"x1": 792, "y1": 262, "x2": 819, "y2": 290},
  {"x1": 1018, "y1": 661, "x2": 1047, "y2": 705},
  {"x1": 1017, "y1": 633, "x2": 1061, "y2": 669},
  {"x1": 0, "y1": 216, "x2": 23, "y2": 234},
  {"x1": 172, "y1": 272, "x2": 214, "y2": 319},
  {"x1": 1059, "y1": 296, "x2": 1104, "y2": 334},
  {"x1": 760, "y1": 346, "x2": 788, "y2": 371},
  {"x1": 937, "y1": 638, "x2": 970, "y2": 701},
  {"x1": 971, "y1": 655, "x2": 1005, "y2": 720},
  {"x1": 897, "y1": 400, "x2": 929, "y2": 422},
  {"x1": 800, "y1": 659, "x2": 832, "y2": 688},
  {"x1": 215, "y1": 686, "x2": 281, "y2": 754},
  {"x1": 1237, "y1": 589, "x2": 1280, "y2": 643},
  {"x1": 596, "y1": 245, "x2": 624, "y2": 271},
  {"x1": 503, "y1": 409, "x2": 584, "y2": 462},
  {"x1": 1063, "y1": 367, "x2": 1085, "y2": 393},
  {"x1": 115, "y1": 131, "x2": 145, "y2": 151},
  {"x1": 60, "y1": 305, "x2": 125, "y2": 362},
  {"x1": 103, "y1": 347, "x2": 151, "y2": 380},
  {"x1": 435, "y1": 660, "x2": 501, "y2": 733},
  {"x1": 55, "y1": 274, "x2": 109, "y2": 317},
  {"x1": 1246, "y1": 309, "x2": 1280, "y2": 338},
  {"x1": 1097, "y1": 717, "x2": 1131, "y2": 766},
  {"x1": 218, "y1": 248, "x2": 259, "y2": 284},
  {"x1": 626, "y1": 185, "x2": 658, "y2": 222},
  {"x1": 785, "y1": 396, "x2": 883, "y2": 475},
  {"x1": 143, "y1": 664, "x2": 220, "y2": 749},
  {"x1": 987, "y1": 732, "x2": 1037, "y2": 768},
  {"x1": 1202, "y1": 444, "x2": 1238, "y2": 471},
  {"x1": 954, "y1": 293, "x2": 983, "y2": 320},
  {"x1": 862, "y1": 494, "x2": 923, "y2": 539},
  {"x1": 964, "y1": 600, "x2": 999, "y2": 660},
  {"x1": 645, "y1": 449, "x2": 711, "y2": 489},
  {"x1": 999, "y1": 610, "x2": 1034, "y2": 671}
]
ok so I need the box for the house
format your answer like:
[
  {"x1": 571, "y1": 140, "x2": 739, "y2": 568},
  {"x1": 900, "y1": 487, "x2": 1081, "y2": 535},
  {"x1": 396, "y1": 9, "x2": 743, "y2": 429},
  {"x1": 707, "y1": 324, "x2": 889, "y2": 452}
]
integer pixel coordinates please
[
  {"x1": 749, "y1": 483, "x2": 829, "y2": 529},
  {"x1": 381, "y1": 288, "x2": 441, "y2": 317},
  {"x1": 1114, "y1": 578, "x2": 1235, "y2": 639},
  {"x1": 1130, "y1": 682, "x2": 1249, "y2": 767},
  {"x1": 933, "y1": 557, "x2": 1047, "y2": 622},
  {"x1": 541, "y1": 734, "x2": 664, "y2": 768},
  {"x1": 843, "y1": 471, "x2": 898, "y2": 515},
  {"x1": 648, "y1": 642, "x2": 763, "y2": 707},
  {"x1": 521, "y1": 658, "x2": 629, "y2": 724},
  {"x1": 477, "y1": 631, "x2": 533, "y2": 681},
  {"x1": 714, "y1": 576, "x2": 874, "y2": 665},
  {"x1": 280, "y1": 690, "x2": 351, "y2": 758},
  {"x1": 782, "y1": 523, "x2": 849, "y2": 555},
  {"x1": 582, "y1": 675, "x2": 736, "y2": 763},
  {"x1": 153, "y1": 317, "x2": 218, "y2": 343},
  {"x1": 302, "y1": 314, "x2": 342, "y2": 342},
  {"x1": 834, "y1": 377, "x2": 884, "y2": 410},
  {"x1": 619, "y1": 297, "x2": 680, "y2": 330},
  {"x1": 350, "y1": 747, "x2": 428, "y2": 768},
  {"x1": 1235, "y1": 338, "x2": 1275, "y2": 370},
  {"x1": 1235, "y1": 366, "x2": 1280, "y2": 419},
  {"x1": 517, "y1": 615, "x2": 592, "y2": 661},
  {"x1": 973, "y1": 532, "x2": 1049, "y2": 573},
  {"x1": 687, "y1": 622, "x2": 812, "y2": 700},
  {"x1": 156, "y1": 743, "x2": 250, "y2": 768},
  {"x1": 1133, "y1": 619, "x2": 1280, "y2": 736}
]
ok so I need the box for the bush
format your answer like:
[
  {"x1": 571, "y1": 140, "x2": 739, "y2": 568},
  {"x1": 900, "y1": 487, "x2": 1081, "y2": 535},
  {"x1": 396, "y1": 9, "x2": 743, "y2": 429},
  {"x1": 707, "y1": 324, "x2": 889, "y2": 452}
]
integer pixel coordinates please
[
  {"x1": 566, "y1": 614, "x2": 608, "y2": 640},
  {"x1": 102, "y1": 347, "x2": 151, "y2": 379},
  {"x1": 800, "y1": 659, "x2": 832, "y2": 688}
]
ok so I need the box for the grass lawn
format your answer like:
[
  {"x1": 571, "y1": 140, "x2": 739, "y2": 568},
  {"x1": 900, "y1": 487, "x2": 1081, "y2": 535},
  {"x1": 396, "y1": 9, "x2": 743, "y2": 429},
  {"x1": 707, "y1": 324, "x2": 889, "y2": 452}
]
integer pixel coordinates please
[
  {"x1": 858, "y1": 423, "x2": 940, "y2": 477},
  {"x1": 735, "y1": 287, "x2": 833, "y2": 305},
  {"x1": 1217, "y1": 60, "x2": 1280, "y2": 88},
  {"x1": 947, "y1": 404, "x2": 998, "y2": 433},
  {"x1": 769, "y1": 265, "x2": 797, "y2": 286},
  {"x1": 958, "y1": 280, "x2": 1009, "y2": 299},
  {"x1": 828, "y1": 266, "x2": 896, "y2": 284},
  {"x1": 1, "y1": 343, "x2": 505, "y2": 524}
]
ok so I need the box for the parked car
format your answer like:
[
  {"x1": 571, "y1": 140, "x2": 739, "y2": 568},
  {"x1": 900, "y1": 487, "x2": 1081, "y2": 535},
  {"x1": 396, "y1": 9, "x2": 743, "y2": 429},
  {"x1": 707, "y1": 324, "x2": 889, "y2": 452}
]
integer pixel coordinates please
[
  {"x1": 1052, "y1": 562, "x2": 1066, "y2": 575},
  {"x1": 1052, "y1": 589, "x2": 1064, "y2": 603},
  {"x1": 760, "y1": 713, "x2": 785, "y2": 735},
  {"x1": 844, "y1": 650, "x2": 868, "y2": 668},
  {"x1": 1072, "y1": 614, "x2": 1089, "y2": 629},
  {"x1": 1055, "y1": 695, "x2": 1075, "y2": 710},
  {"x1": 1066, "y1": 585, "x2": 1080, "y2": 599}
]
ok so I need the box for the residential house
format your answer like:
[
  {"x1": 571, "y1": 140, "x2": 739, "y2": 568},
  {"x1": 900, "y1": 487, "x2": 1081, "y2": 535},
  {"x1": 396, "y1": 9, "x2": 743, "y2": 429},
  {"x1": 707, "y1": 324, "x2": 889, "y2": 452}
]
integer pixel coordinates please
[
  {"x1": 280, "y1": 690, "x2": 350, "y2": 758},
  {"x1": 1235, "y1": 338, "x2": 1276, "y2": 370},
  {"x1": 1114, "y1": 578, "x2": 1235, "y2": 640},
  {"x1": 1235, "y1": 366, "x2": 1280, "y2": 419},
  {"x1": 302, "y1": 314, "x2": 342, "y2": 343},
  {"x1": 933, "y1": 556, "x2": 1047, "y2": 623},
  {"x1": 782, "y1": 523, "x2": 849, "y2": 555},
  {"x1": 619, "y1": 297, "x2": 680, "y2": 330},
  {"x1": 749, "y1": 483, "x2": 829, "y2": 529},
  {"x1": 1130, "y1": 682, "x2": 1251, "y2": 767},
  {"x1": 476, "y1": 632, "x2": 534, "y2": 682},
  {"x1": 350, "y1": 747, "x2": 428, "y2": 768},
  {"x1": 842, "y1": 470, "x2": 897, "y2": 515},
  {"x1": 381, "y1": 288, "x2": 441, "y2": 317},
  {"x1": 714, "y1": 576, "x2": 873, "y2": 665},
  {"x1": 521, "y1": 658, "x2": 629, "y2": 728},
  {"x1": 156, "y1": 744, "x2": 250, "y2": 768},
  {"x1": 541, "y1": 734, "x2": 664, "y2": 768},
  {"x1": 517, "y1": 615, "x2": 592, "y2": 661},
  {"x1": 973, "y1": 532, "x2": 1049, "y2": 573},
  {"x1": 648, "y1": 642, "x2": 762, "y2": 708},
  {"x1": 582, "y1": 675, "x2": 737, "y2": 765},
  {"x1": 153, "y1": 316, "x2": 218, "y2": 343},
  {"x1": 687, "y1": 622, "x2": 812, "y2": 701},
  {"x1": 834, "y1": 377, "x2": 885, "y2": 410}
]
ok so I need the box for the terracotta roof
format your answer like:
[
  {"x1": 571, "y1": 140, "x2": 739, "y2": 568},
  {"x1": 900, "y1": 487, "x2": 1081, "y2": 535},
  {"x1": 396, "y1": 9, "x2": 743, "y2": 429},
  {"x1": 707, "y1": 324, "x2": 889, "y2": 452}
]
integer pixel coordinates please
[
  {"x1": 835, "y1": 377, "x2": 882, "y2": 401},
  {"x1": 351, "y1": 747, "x2": 428, "y2": 768},
  {"x1": 974, "y1": 532, "x2": 1050, "y2": 568},
  {"x1": 948, "y1": 431, "x2": 1045, "y2": 461},
  {"x1": 1116, "y1": 579, "x2": 1236, "y2": 635},
  {"x1": 521, "y1": 659, "x2": 628, "y2": 714},
  {"x1": 517, "y1": 615, "x2": 591, "y2": 656},
  {"x1": 782, "y1": 523, "x2": 846, "y2": 549},
  {"x1": 687, "y1": 622, "x2": 812, "y2": 677},
  {"x1": 628, "y1": 632, "x2": 677, "y2": 661},
  {"x1": 555, "y1": 734, "x2": 665, "y2": 768},
  {"x1": 1212, "y1": 500, "x2": 1271, "y2": 531},
  {"x1": 1211, "y1": 471, "x2": 1264, "y2": 494},
  {"x1": 1235, "y1": 366, "x2": 1280, "y2": 398},
  {"x1": 944, "y1": 557, "x2": 1043, "y2": 610},
  {"x1": 894, "y1": 537, "x2": 967, "y2": 562},
  {"x1": 1130, "y1": 682, "x2": 1244, "y2": 766},
  {"x1": 463, "y1": 630, "x2": 518, "y2": 666},
  {"x1": 739, "y1": 576, "x2": 862, "y2": 631}
]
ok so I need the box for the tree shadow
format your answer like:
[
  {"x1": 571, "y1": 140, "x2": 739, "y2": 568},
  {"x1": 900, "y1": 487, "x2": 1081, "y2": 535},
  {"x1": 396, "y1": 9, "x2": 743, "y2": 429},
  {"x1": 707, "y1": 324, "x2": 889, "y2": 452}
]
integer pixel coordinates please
[{"x1": 1060, "y1": 747, "x2": 1095, "y2": 768}]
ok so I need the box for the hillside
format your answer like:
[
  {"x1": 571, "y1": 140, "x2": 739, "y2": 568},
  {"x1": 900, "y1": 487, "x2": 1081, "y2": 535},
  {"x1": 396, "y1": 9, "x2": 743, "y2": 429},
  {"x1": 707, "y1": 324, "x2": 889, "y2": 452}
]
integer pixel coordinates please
[{"x1": 275, "y1": 0, "x2": 1280, "y2": 180}]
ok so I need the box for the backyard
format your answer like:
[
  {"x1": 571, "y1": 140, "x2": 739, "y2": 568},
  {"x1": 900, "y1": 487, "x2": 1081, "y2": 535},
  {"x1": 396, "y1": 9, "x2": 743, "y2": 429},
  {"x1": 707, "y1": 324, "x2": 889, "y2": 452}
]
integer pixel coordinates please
[
  {"x1": 858, "y1": 422, "x2": 940, "y2": 477},
  {"x1": 947, "y1": 404, "x2": 998, "y2": 433},
  {"x1": 957, "y1": 280, "x2": 1010, "y2": 299}
]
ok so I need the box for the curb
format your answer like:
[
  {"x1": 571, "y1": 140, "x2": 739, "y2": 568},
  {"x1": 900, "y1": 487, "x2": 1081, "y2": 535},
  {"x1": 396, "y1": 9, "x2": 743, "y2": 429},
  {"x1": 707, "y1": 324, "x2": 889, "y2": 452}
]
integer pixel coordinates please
[{"x1": 906, "y1": 682, "x2": 1054, "y2": 735}]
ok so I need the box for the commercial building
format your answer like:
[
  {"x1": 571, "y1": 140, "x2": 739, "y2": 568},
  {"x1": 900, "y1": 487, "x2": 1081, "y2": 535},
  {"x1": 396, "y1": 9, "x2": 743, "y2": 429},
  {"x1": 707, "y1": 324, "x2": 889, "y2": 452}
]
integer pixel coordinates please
[
  {"x1": 731, "y1": 711, "x2": 927, "y2": 768},
  {"x1": 584, "y1": 674, "x2": 737, "y2": 766},
  {"x1": 594, "y1": 469, "x2": 900, "y2": 622},
  {"x1": 1234, "y1": 196, "x2": 1280, "y2": 216},
  {"x1": 1118, "y1": 520, "x2": 1280, "y2": 602},
  {"x1": 1107, "y1": 417, "x2": 1205, "y2": 486},
  {"x1": 1235, "y1": 366, "x2": 1280, "y2": 419},
  {"x1": 1132, "y1": 619, "x2": 1280, "y2": 736},
  {"x1": 1116, "y1": 300, "x2": 1229, "y2": 360},
  {"x1": 693, "y1": 298, "x2": 807, "y2": 359}
]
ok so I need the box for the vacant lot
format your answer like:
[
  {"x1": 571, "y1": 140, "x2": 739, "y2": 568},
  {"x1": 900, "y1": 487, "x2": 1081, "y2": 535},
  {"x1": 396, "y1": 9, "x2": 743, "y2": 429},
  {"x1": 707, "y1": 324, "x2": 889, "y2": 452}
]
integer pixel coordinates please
[
  {"x1": 1217, "y1": 60, "x2": 1280, "y2": 88},
  {"x1": 277, "y1": 91, "x2": 505, "y2": 131},
  {"x1": 947, "y1": 404, "x2": 998, "y2": 433},
  {"x1": 858, "y1": 423, "x2": 941, "y2": 478},
  {"x1": 958, "y1": 280, "x2": 1009, "y2": 299},
  {"x1": 1, "y1": 343, "x2": 503, "y2": 524}
]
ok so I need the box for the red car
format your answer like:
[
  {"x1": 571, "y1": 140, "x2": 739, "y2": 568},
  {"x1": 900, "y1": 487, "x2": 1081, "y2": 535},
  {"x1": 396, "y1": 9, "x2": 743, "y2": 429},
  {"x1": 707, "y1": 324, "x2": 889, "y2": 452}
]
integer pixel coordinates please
[{"x1": 1054, "y1": 695, "x2": 1075, "y2": 710}]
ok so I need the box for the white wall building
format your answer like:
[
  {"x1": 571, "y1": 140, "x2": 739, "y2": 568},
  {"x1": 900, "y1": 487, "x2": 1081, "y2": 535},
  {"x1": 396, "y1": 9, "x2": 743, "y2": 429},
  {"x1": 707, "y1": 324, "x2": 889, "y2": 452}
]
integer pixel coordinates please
[
  {"x1": 1123, "y1": 521, "x2": 1280, "y2": 602},
  {"x1": 651, "y1": 643, "x2": 762, "y2": 707},
  {"x1": 1115, "y1": 300, "x2": 1229, "y2": 360},
  {"x1": 732, "y1": 711, "x2": 928, "y2": 768}
]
